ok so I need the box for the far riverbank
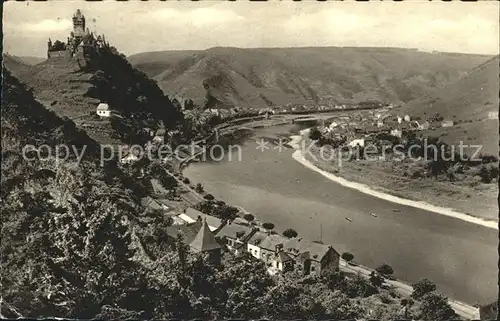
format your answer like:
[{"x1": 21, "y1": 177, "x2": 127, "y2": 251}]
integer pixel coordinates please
[
  {"x1": 183, "y1": 124, "x2": 497, "y2": 304},
  {"x1": 289, "y1": 131, "x2": 498, "y2": 230}
]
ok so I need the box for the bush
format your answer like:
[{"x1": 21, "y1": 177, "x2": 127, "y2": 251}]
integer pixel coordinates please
[
  {"x1": 282, "y1": 228, "x2": 298, "y2": 238},
  {"x1": 323, "y1": 270, "x2": 348, "y2": 291},
  {"x1": 419, "y1": 292, "x2": 457, "y2": 321},
  {"x1": 379, "y1": 292, "x2": 393, "y2": 304},
  {"x1": 262, "y1": 222, "x2": 275, "y2": 231},
  {"x1": 345, "y1": 275, "x2": 378, "y2": 298},
  {"x1": 309, "y1": 127, "x2": 322, "y2": 140},
  {"x1": 482, "y1": 154, "x2": 498, "y2": 164},
  {"x1": 204, "y1": 194, "x2": 214, "y2": 201},
  {"x1": 243, "y1": 213, "x2": 255, "y2": 223},
  {"x1": 194, "y1": 183, "x2": 204, "y2": 193},
  {"x1": 182, "y1": 177, "x2": 190, "y2": 184},
  {"x1": 375, "y1": 263, "x2": 394, "y2": 276},
  {"x1": 478, "y1": 163, "x2": 499, "y2": 183},
  {"x1": 411, "y1": 169, "x2": 423, "y2": 179},
  {"x1": 369, "y1": 271, "x2": 384, "y2": 287},
  {"x1": 411, "y1": 278, "x2": 437, "y2": 300},
  {"x1": 341, "y1": 252, "x2": 354, "y2": 262}
]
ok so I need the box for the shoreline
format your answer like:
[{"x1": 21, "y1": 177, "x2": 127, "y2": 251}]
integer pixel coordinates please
[
  {"x1": 289, "y1": 131, "x2": 498, "y2": 230},
  {"x1": 181, "y1": 125, "x2": 486, "y2": 313}
]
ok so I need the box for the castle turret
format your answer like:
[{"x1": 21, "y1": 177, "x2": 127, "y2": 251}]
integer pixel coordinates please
[
  {"x1": 47, "y1": 38, "x2": 52, "y2": 58},
  {"x1": 72, "y1": 9, "x2": 86, "y2": 39}
]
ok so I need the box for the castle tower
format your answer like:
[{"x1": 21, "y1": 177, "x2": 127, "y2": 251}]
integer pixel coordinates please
[
  {"x1": 47, "y1": 38, "x2": 52, "y2": 58},
  {"x1": 72, "y1": 9, "x2": 86, "y2": 39}
]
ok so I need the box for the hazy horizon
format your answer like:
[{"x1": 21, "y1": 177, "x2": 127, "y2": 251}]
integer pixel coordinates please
[{"x1": 4, "y1": 1, "x2": 499, "y2": 57}]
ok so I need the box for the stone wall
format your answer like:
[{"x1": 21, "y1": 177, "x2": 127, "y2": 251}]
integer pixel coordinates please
[{"x1": 47, "y1": 50, "x2": 71, "y2": 60}]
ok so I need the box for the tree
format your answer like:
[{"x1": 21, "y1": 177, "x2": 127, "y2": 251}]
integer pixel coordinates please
[
  {"x1": 323, "y1": 270, "x2": 347, "y2": 291},
  {"x1": 214, "y1": 205, "x2": 239, "y2": 222},
  {"x1": 400, "y1": 298, "x2": 415, "y2": 319},
  {"x1": 309, "y1": 127, "x2": 322, "y2": 141},
  {"x1": 194, "y1": 183, "x2": 204, "y2": 193},
  {"x1": 262, "y1": 222, "x2": 275, "y2": 232},
  {"x1": 375, "y1": 263, "x2": 394, "y2": 277},
  {"x1": 321, "y1": 290, "x2": 364, "y2": 319},
  {"x1": 369, "y1": 271, "x2": 384, "y2": 287},
  {"x1": 345, "y1": 274, "x2": 378, "y2": 298},
  {"x1": 341, "y1": 252, "x2": 354, "y2": 263},
  {"x1": 282, "y1": 228, "x2": 298, "y2": 238},
  {"x1": 411, "y1": 278, "x2": 437, "y2": 300},
  {"x1": 419, "y1": 292, "x2": 457, "y2": 321},
  {"x1": 204, "y1": 194, "x2": 214, "y2": 200},
  {"x1": 51, "y1": 40, "x2": 66, "y2": 51},
  {"x1": 243, "y1": 213, "x2": 255, "y2": 224}
]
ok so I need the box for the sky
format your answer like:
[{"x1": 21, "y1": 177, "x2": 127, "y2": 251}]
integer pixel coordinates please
[{"x1": 3, "y1": 1, "x2": 499, "y2": 58}]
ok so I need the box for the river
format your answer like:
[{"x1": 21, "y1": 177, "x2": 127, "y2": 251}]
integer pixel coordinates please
[{"x1": 184, "y1": 124, "x2": 497, "y2": 305}]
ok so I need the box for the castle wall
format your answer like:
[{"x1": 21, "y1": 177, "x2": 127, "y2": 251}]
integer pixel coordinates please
[
  {"x1": 75, "y1": 45, "x2": 97, "y2": 68},
  {"x1": 47, "y1": 50, "x2": 71, "y2": 60}
]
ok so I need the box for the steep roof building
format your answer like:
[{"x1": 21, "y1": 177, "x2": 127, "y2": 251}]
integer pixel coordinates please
[{"x1": 189, "y1": 219, "x2": 222, "y2": 253}]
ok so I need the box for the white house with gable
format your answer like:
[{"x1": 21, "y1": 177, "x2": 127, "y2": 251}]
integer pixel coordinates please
[
  {"x1": 349, "y1": 138, "x2": 365, "y2": 148},
  {"x1": 96, "y1": 103, "x2": 111, "y2": 117}
]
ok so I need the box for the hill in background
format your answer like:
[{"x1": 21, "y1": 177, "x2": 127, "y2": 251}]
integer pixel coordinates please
[
  {"x1": 3, "y1": 54, "x2": 32, "y2": 75},
  {"x1": 128, "y1": 46, "x2": 492, "y2": 109},
  {"x1": 396, "y1": 55, "x2": 499, "y2": 155},
  {"x1": 398, "y1": 55, "x2": 499, "y2": 122},
  {"x1": 7, "y1": 55, "x2": 46, "y2": 65}
]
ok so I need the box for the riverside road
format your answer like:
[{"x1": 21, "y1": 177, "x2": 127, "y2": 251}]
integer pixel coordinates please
[{"x1": 184, "y1": 124, "x2": 497, "y2": 306}]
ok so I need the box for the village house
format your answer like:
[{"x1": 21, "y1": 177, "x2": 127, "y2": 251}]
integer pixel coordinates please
[
  {"x1": 152, "y1": 128, "x2": 166, "y2": 144},
  {"x1": 216, "y1": 223, "x2": 257, "y2": 255},
  {"x1": 404, "y1": 115, "x2": 411, "y2": 122},
  {"x1": 149, "y1": 178, "x2": 173, "y2": 197},
  {"x1": 390, "y1": 128, "x2": 402, "y2": 138},
  {"x1": 177, "y1": 207, "x2": 249, "y2": 229},
  {"x1": 170, "y1": 210, "x2": 340, "y2": 277},
  {"x1": 246, "y1": 231, "x2": 267, "y2": 259},
  {"x1": 141, "y1": 196, "x2": 169, "y2": 213},
  {"x1": 257, "y1": 234, "x2": 294, "y2": 274},
  {"x1": 166, "y1": 219, "x2": 222, "y2": 263},
  {"x1": 418, "y1": 121, "x2": 430, "y2": 130},
  {"x1": 120, "y1": 152, "x2": 140, "y2": 164},
  {"x1": 208, "y1": 109, "x2": 220, "y2": 116},
  {"x1": 254, "y1": 233, "x2": 340, "y2": 276},
  {"x1": 349, "y1": 138, "x2": 365, "y2": 148},
  {"x1": 488, "y1": 111, "x2": 499, "y2": 119},
  {"x1": 177, "y1": 208, "x2": 218, "y2": 229},
  {"x1": 284, "y1": 238, "x2": 340, "y2": 276},
  {"x1": 96, "y1": 102, "x2": 111, "y2": 117},
  {"x1": 441, "y1": 120, "x2": 454, "y2": 128}
]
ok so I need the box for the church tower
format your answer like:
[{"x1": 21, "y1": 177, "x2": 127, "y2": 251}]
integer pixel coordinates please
[{"x1": 72, "y1": 9, "x2": 86, "y2": 39}]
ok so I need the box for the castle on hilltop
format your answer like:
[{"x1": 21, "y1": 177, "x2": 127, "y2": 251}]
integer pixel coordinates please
[{"x1": 47, "y1": 9, "x2": 109, "y2": 64}]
